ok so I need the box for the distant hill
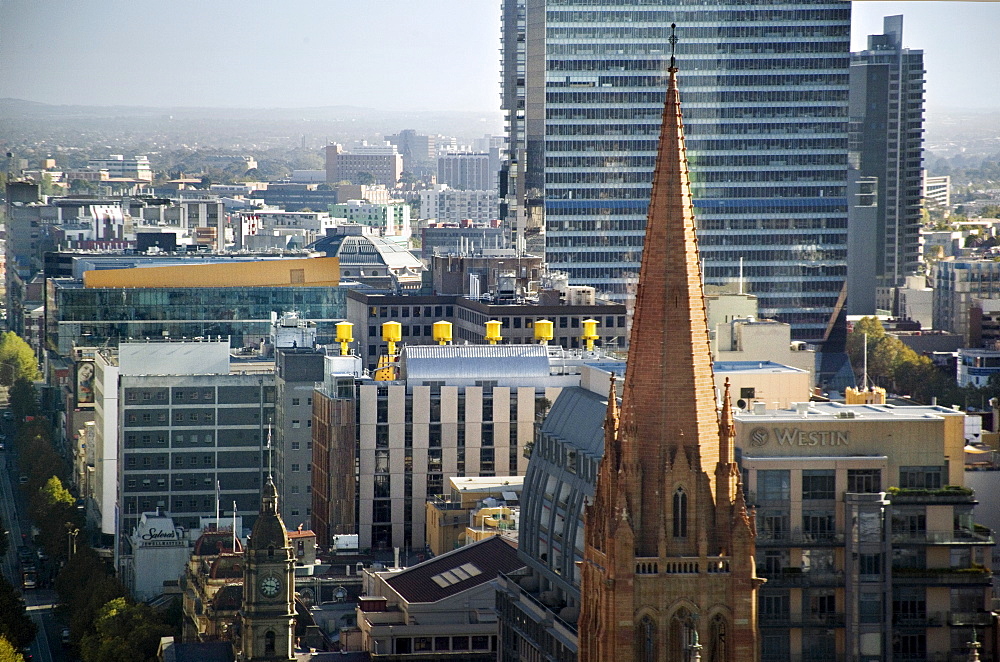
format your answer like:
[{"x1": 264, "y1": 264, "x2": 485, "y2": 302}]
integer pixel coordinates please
[{"x1": 0, "y1": 98, "x2": 504, "y2": 144}]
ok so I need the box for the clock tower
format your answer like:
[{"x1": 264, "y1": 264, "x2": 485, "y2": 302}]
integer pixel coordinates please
[{"x1": 238, "y1": 477, "x2": 296, "y2": 662}]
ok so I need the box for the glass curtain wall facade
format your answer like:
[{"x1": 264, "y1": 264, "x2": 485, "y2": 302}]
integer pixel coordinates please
[
  {"x1": 519, "y1": 0, "x2": 851, "y2": 339},
  {"x1": 47, "y1": 281, "x2": 348, "y2": 353}
]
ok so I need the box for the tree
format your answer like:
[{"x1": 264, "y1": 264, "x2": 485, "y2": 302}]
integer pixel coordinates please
[
  {"x1": 0, "y1": 577, "x2": 37, "y2": 651},
  {"x1": 0, "y1": 333, "x2": 40, "y2": 385},
  {"x1": 0, "y1": 636, "x2": 24, "y2": 662},
  {"x1": 354, "y1": 171, "x2": 376, "y2": 186},
  {"x1": 55, "y1": 547, "x2": 126, "y2": 645},
  {"x1": 79, "y1": 599, "x2": 173, "y2": 662},
  {"x1": 8, "y1": 378, "x2": 38, "y2": 423}
]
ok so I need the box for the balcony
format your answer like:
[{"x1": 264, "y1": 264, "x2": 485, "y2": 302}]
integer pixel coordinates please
[
  {"x1": 891, "y1": 566, "x2": 993, "y2": 586},
  {"x1": 762, "y1": 570, "x2": 844, "y2": 587},
  {"x1": 756, "y1": 530, "x2": 844, "y2": 547},
  {"x1": 891, "y1": 527, "x2": 994, "y2": 545},
  {"x1": 892, "y1": 612, "x2": 947, "y2": 627},
  {"x1": 948, "y1": 611, "x2": 993, "y2": 627},
  {"x1": 888, "y1": 486, "x2": 975, "y2": 504},
  {"x1": 759, "y1": 612, "x2": 845, "y2": 628}
]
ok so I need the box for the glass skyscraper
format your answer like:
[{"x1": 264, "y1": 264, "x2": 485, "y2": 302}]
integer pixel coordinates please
[{"x1": 505, "y1": 0, "x2": 852, "y2": 339}]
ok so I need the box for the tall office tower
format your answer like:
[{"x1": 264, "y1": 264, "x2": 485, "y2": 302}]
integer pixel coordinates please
[
  {"x1": 578, "y1": 62, "x2": 759, "y2": 661},
  {"x1": 847, "y1": 15, "x2": 925, "y2": 316},
  {"x1": 504, "y1": 0, "x2": 851, "y2": 340}
]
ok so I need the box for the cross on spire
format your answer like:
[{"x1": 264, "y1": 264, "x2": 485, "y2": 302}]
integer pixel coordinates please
[{"x1": 669, "y1": 23, "x2": 678, "y2": 70}]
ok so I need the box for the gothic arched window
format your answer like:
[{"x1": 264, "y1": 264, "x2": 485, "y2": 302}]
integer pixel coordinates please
[
  {"x1": 264, "y1": 630, "x2": 276, "y2": 654},
  {"x1": 709, "y1": 614, "x2": 728, "y2": 662},
  {"x1": 673, "y1": 487, "x2": 688, "y2": 538},
  {"x1": 637, "y1": 615, "x2": 656, "y2": 662}
]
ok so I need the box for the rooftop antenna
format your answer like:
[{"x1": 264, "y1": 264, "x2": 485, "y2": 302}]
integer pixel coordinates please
[
  {"x1": 266, "y1": 425, "x2": 273, "y2": 480},
  {"x1": 669, "y1": 23, "x2": 678, "y2": 70}
]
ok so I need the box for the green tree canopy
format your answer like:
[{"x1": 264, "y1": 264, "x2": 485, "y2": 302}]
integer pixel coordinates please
[
  {"x1": 79, "y1": 598, "x2": 173, "y2": 662},
  {"x1": 0, "y1": 635, "x2": 24, "y2": 662},
  {"x1": 0, "y1": 333, "x2": 39, "y2": 386},
  {"x1": 55, "y1": 546, "x2": 126, "y2": 644}
]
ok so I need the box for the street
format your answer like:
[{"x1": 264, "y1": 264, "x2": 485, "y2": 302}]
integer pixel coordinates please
[{"x1": 0, "y1": 416, "x2": 67, "y2": 662}]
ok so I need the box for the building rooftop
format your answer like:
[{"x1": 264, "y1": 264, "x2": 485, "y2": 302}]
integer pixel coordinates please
[
  {"x1": 384, "y1": 535, "x2": 523, "y2": 604},
  {"x1": 401, "y1": 344, "x2": 551, "y2": 381},
  {"x1": 735, "y1": 402, "x2": 965, "y2": 423},
  {"x1": 714, "y1": 360, "x2": 808, "y2": 375}
]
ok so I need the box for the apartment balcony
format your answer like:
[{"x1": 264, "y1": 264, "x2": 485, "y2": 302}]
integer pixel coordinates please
[
  {"x1": 756, "y1": 530, "x2": 844, "y2": 547},
  {"x1": 891, "y1": 528, "x2": 994, "y2": 545},
  {"x1": 892, "y1": 611, "x2": 948, "y2": 627},
  {"x1": 758, "y1": 612, "x2": 846, "y2": 628},
  {"x1": 888, "y1": 486, "x2": 976, "y2": 504},
  {"x1": 761, "y1": 570, "x2": 844, "y2": 588},
  {"x1": 892, "y1": 566, "x2": 993, "y2": 586}
]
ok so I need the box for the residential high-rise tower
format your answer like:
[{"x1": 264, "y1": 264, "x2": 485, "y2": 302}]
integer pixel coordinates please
[{"x1": 847, "y1": 15, "x2": 925, "y2": 315}]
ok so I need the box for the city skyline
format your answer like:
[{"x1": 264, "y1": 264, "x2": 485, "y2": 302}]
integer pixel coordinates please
[{"x1": 0, "y1": 2, "x2": 998, "y2": 113}]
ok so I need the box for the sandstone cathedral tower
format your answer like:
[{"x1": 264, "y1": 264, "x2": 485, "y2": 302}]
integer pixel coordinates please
[{"x1": 578, "y1": 34, "x2": 762, "y2": 662}]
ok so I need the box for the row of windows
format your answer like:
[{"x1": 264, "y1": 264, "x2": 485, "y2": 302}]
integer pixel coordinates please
[
  {"x1": 548, "y1": 36, "x2": 850, "y2": 58},
  {"x1": 368, "y1": 305, "x2": 455, "y2": 319},
  {"x1": 550, "y1": 73, "x2": 849, "y2": 91},
  {"x1": 545, "y1": 89, "x2": 847, "y2": 105}
]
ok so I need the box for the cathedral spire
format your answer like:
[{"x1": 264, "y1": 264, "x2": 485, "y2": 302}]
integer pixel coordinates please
[
  {"x1": 617, "y1": 48, "x2": 719, "y2": 554},
  {"x1": 579, "y1": 35, "x2": 759, "y2": 662}
]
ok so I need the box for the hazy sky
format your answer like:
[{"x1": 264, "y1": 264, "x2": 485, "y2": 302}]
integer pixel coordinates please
[{"x1": 0, "y1": 1, "x2": 997, "y2": 112}]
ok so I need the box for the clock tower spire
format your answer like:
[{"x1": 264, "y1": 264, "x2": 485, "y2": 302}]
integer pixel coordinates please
[{"x1": 238, "y1": 477, "x2": 296, "y2": 662}]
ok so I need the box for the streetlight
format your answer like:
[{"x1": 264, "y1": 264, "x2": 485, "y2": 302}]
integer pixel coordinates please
[{"x1": 65, "y1": 523, "x2": 79, "y2": 560}]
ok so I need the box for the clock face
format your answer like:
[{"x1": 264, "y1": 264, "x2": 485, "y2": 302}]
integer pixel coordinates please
[{"x1": 259, "y1": 575, "x2": 281, "y2": 598}]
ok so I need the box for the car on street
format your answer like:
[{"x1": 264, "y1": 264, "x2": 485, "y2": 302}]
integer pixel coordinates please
[
  {"x1": 61, "y1": 628, "x2": 71, "y2": 647},
  {"x1": 3, "y1": 411, "x2": 12, "y2": 421},
  {"x1": 18, "y1": 475, "x2": 27, "y2": 485},
  {"x1": 17, "y1": 546, "x2": 32, "y2": 563}
]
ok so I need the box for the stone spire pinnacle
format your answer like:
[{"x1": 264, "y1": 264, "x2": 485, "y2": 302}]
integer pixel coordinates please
[{"x1": 617, "y1": 59, "x2": 719, "y2": 553}]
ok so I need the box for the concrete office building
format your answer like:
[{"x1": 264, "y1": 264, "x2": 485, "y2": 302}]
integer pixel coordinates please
[
  {"x1": 92, "y1": 340, "x2": 275, "y2": 583},
  {"x1": 923, "y1": 172, "x2": 951, "y2": 212},
  {"x1": 437, "y1": 150, "x2": 502, "y2": 192},
  {"x1": 311, "y1": 343, "x2": 620, "y2": 553},
  {"x1": 933, "y1": 258, "x2": 1000, "y2": 346},
  {"x1": 736, "y1": 402, "x2": 994, "y2": 661},
  {"x1": 504, "y1": 0, "x2": 852, "y2": 339},
  {"x1": 325, "y1": 143, "x2": 403, "y2": 187},
  {"x1": 272, "y1": 315, "x2": 325, "y2": 528},
  {"x1": 329, "y1": 200, "x2": 411, "y2": 244},
  {"x1": 847, "y1": 16, "x2": 925, "y2": 315},
  {"x1": 345, "y1": 291, "x2": 628, "y2": 371},
  {"x1": 418, "y1": 186, "x2": 500, "y2": 225},
  {"x1": 86, "y1": 155, "x2": 154, "y2": 182}
]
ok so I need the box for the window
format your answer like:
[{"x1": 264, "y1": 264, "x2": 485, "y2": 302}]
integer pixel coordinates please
[
  {"x1": 893, "y1": 587, "x2": 926, "y2": 625},
  {"x1": 758, "y1": 509, "x2": 789, "y2": 540},
  {"x1": 757, "y1": 470, "x2": 790, "y2": 501},
  {"x1": 291, "y1": 441, "x2": 300, "y2": 451},
  {"x1": 291, "y1": 463, "x2": 300, "y2": 472},
  {"x1": 859, "y1": 553, "x2": 882, "y2": 576},
  {"x1": 802, "y1": 510, "x2": 835, "y2": 541},
  {"x1": 802, "y1": 469, "x2": 835, "y2": 500},
  {"x1": 292, "y1": 420, "x2": 301, "y2": 429},
  {"x1": 899, "y1": 466, "x2": 943, "y2": 489},
  {"x1": 672, "y1": 487, "x2": 688, "y2": 537},
  {"x1": 292, "y1": 398, "x2": 300, "y2": 406},
  {"x1": 761, "y1": 592, "x2": 789, "y2": 619},
  {"x1": 848, "y1": 469, "x2": 881, "y2": 493},
  {"x1": 893, "y1": 633, "x2": 925, "y2": 660},
  {"x1": 291, "y1": 485, "x2": 299, "y2": 494}
]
